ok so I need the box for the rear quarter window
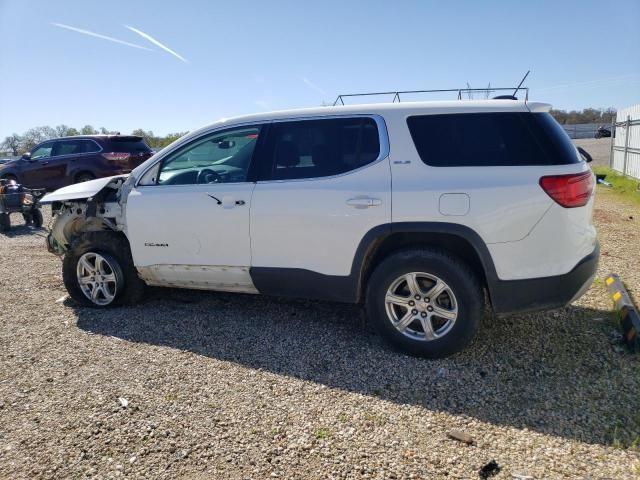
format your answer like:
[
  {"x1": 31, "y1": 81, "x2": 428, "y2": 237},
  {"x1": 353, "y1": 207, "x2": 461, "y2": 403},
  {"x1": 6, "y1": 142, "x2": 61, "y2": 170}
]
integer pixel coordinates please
[
  {"x1": 104, "y1": 139, "x2": 151, "y2": 153},
  {"x1": 407, "y1": 112, "x2": 580, "y2": 167}
]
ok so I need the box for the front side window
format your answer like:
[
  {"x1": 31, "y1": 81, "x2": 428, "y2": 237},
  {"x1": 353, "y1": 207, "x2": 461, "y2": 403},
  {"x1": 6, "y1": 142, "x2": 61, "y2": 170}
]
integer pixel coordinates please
[
  {"x1": 31, "y1": 141, "x2": 54, "y2": 160},
  {"x1": 157, "y1": 126, "x2": 261, "y2": 185},
  {"x1": 263, "y1": 117, "x2": 380, "y2": 181}
]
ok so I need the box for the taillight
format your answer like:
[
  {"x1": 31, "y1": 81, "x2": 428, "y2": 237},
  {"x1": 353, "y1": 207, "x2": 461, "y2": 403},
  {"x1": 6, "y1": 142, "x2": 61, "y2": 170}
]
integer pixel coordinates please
[
  {"x1": 539, "y1": 171, "x2": 594, "y2": 208},
  {"x1": 102, "y1": 152, "x2": 131, "y2": 161}
]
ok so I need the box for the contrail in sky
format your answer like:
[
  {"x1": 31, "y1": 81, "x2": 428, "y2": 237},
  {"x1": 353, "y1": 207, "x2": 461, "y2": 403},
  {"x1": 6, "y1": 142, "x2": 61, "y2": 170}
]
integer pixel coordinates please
[
  {"x1": 125, "y1": 25, "x2": 189, "y2": 63},
  {"x1": 51, "y1": 23, "x2": 151, "y2": 51},
  {"x1": 301, "y1": 76, "x2": 328, "y2": 97}
]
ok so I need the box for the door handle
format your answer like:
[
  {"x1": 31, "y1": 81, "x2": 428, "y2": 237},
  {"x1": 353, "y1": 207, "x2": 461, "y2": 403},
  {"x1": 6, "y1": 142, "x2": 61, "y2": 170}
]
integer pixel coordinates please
[
  {"x1": 208, "y1": 193, "x2": 246, "y2": 208},
  {"x1": 346, "y1": 197, "x2": 382, "y2": 208}
]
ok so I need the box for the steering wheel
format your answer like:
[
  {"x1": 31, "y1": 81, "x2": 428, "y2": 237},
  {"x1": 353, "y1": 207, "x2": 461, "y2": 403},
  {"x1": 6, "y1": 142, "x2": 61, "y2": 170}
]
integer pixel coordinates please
[{"x1": 197, "y1": 168, "x2": 221, "y2": 184}]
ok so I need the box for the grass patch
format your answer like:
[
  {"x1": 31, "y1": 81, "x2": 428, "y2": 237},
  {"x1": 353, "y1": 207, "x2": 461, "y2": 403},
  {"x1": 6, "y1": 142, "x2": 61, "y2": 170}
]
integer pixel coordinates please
[
  {"x1": 591, "y1": 167, "x2": 640, "y2": 206},
  {"x1": 314, "y1": 428, "x2": 332, "y2": 439}
]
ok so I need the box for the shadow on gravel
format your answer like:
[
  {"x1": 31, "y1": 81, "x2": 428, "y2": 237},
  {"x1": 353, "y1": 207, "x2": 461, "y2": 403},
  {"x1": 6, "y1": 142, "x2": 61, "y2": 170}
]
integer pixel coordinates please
[
  {"x1": 74, "y1": 287, "x2": 636, "y2": 446},
  {"x1": 0, "y1": 216, "x2": 46, "y2": 238}
]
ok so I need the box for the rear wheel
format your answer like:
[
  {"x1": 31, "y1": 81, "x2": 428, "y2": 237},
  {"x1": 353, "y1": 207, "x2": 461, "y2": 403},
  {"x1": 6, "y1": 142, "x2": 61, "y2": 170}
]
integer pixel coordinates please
[
  {"x1": 75, "y1": 172, "x2": 95, "y2": 183},
  {"x1": 62, "y1": 231, "x2": 145, "y2": 307},
  {"x1": 31, "y1": 209, "x2": 43, "y2": 227},
  {"x1": 0, "y1": 213, "x2": 10, "y2": 232},
  {"x1": 366, "y1": 249, "x2": 483, "y2": 358}
]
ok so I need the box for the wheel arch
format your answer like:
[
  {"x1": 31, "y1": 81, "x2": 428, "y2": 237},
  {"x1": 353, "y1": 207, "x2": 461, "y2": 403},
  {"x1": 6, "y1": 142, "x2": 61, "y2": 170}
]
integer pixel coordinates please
[
  {"x1": 72, "y1": 170, "x2": 96, "y2": 183},
  {"x1": 353, "y1": 223, "x2": 499, "y2": 305},
  {"x1": 1, "y1": 171, "x2": 19, "y2": 182}
]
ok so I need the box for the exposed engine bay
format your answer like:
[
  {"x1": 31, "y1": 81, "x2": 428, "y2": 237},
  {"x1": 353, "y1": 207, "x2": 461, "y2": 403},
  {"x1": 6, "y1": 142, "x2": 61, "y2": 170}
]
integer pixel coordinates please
[{"x1": 43, "y1": 175, "x2": 133, "y2": 255}]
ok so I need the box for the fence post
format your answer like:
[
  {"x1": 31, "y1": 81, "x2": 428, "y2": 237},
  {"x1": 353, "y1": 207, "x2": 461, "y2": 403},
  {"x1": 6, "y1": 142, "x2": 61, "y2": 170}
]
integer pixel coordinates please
[
  {"x1": 609, "y1": 117, "x2": 615, "y2": 168},
  {"x1": 623, "y1": 115, "x2": 631, "y2": 176}
]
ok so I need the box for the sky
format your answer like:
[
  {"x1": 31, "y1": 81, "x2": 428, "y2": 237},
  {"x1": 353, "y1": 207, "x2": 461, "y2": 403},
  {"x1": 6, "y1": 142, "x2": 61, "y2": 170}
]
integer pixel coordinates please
[{"x1": 1, "y1": 0, "x2": 639, "y2": 139}]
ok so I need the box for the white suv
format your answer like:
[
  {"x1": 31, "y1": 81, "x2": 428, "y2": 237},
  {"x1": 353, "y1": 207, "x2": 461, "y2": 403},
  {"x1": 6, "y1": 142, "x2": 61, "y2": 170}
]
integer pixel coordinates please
[{"x1": 42, "y1": 99, "x2": 599, "y2": 358}]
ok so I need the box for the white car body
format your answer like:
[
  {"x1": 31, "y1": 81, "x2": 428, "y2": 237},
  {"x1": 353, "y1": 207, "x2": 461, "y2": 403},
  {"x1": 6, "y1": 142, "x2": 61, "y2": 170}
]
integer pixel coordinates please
[{"x1": 43, "y1": 99, "x2": 598, "y2": 316}]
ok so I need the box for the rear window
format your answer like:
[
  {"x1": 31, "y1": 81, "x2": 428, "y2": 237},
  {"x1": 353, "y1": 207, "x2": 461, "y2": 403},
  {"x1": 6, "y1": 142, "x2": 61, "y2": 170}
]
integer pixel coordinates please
[
  {"x1": 407, "y1": 112, "x2": 580, "y2": 167},
  {"x1": 105, "y1": 138, "x2": 151, "y2": 153}
]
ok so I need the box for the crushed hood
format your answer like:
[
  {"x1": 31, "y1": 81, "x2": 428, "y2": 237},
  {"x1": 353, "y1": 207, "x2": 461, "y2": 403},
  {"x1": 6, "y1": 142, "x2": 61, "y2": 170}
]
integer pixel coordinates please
[{"x1": 40, "y1": 175, "x2": 126, "y2": 204}]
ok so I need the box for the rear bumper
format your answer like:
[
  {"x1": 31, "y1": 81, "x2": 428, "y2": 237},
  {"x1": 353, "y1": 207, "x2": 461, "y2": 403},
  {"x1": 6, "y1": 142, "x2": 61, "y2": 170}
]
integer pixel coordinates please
[{"x1": 490, "y1": 241, "x2": 600, "y2": 314}]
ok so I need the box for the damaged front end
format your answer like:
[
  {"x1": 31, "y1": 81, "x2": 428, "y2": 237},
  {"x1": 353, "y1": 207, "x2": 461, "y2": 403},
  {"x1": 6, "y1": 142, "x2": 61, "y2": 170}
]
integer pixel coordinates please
[{"x1": 41, "y1": 175, "x2": 132, "y2": 256}]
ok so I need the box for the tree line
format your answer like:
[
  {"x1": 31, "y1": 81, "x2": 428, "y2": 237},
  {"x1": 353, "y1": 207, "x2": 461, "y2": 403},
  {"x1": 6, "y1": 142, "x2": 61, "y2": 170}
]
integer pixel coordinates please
[
  {"x1": 0, "y1": 125, "x2": 187, "y2": 156},
  {"x1": 0, "y1": 107, "x2": 618, "y2": 156},
  {"x1": 549, "y1": 107, "x2": 616, "y2": 125}
]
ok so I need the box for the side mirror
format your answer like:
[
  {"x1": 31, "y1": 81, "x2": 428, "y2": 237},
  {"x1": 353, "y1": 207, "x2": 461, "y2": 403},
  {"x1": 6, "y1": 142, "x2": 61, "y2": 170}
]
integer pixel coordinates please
[
  {"x1": 577, "y1": 147, "x2": 592, "y2": 163},
  {"x1": 21, "y1": 152, "x2": 32, "y2": 161}
]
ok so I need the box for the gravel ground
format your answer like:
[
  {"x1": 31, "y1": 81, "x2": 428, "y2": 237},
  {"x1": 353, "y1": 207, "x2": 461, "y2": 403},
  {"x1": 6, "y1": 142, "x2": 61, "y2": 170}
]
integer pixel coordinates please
[
  {"x1": 574, "y1": 139, "x2": 613, "y2": 168},
  {"x1": 1, "y1": 191, "x2": 639, "y2": 479}
]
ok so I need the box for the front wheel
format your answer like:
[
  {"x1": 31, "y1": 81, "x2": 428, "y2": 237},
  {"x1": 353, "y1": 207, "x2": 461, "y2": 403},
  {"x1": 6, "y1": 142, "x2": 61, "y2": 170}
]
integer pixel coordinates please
[
  {"x1": 366, "y1": 249, "x2": 483, "y2": 358},
  {"x1": 62, "y1": 232, "x2": 145, "y2": 307}
]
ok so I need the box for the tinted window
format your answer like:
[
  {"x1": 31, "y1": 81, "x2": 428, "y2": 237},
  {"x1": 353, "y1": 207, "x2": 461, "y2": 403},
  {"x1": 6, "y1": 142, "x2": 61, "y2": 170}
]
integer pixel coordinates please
[
  {"x1": 80, "y1": 140, "x2": 101, "y2": 153},
  {"x1": 157, "y1": 126, "x2": 261, "y2": 185},
  {"x1": 53, "y1": 140, "x2": 84, "y2": 156},
  {"x1": 264, "y1": 117, "x2": 380, "y2": 180},
  {"x1": 106, "y1": 138, "x2": 151, "y2": 153},
  {"x1": 407, "y1": 112, "x2": 580, "y2": 167}
]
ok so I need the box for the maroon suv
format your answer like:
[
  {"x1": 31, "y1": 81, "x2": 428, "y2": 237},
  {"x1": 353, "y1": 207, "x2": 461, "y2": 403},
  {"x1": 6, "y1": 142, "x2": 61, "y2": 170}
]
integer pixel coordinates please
[{"x1": 0, "y1": 135, "x2": 153, "y2": 190}]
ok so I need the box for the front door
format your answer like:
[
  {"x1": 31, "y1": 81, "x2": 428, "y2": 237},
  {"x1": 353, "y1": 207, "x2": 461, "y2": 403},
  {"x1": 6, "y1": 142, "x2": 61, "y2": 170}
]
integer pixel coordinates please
[
  {"x1": 21, "y1": 141, "x2": 66, "y2": 189},
  {"x1": 126, "y1": 125, "x2": 263, "y2": 292}
]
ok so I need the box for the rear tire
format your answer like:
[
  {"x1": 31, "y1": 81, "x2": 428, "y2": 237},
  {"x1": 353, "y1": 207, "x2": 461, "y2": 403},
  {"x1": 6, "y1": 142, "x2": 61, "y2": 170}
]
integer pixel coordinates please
[
  {"x1": 62, "y1": 231, "x2": 145, "y2": 307},
  {"x1": 31, "y1": 209, "x2": 43, "y2": 227},
  {"x1": 0, "y1": 213, "x2": 10, "y2": 232},
  {"x1": 75, "y1": 172, "x2": 95, "y2": 183},
  {"x1": 366, "y1": 248, "x2": 483, "y2": 358}
]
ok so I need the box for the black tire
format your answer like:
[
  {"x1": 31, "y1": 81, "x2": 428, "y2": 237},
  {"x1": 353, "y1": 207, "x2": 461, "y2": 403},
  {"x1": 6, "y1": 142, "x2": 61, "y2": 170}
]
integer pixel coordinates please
[
  {"x1": 0, "y1": 213, "x2": 10, "y2": 232},
  {"x1": 75, "y1": 172, "x2": 95, "y2": 183},
  {"x1": 366, "y1": 249, "x2": 483, "y2": 358},
  {"x1": 62, "y1": 231, "x2": 145, "y2": 307},
  {"x1": 31, "y1": 209, "x2": 43, "y2": 227}
]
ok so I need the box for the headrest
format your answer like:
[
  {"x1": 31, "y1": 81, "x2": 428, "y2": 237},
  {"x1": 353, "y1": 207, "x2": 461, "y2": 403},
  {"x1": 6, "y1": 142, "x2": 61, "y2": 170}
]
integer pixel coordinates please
[{"x1": 276, "y1": 141, "x2": 300, "y2": 168}]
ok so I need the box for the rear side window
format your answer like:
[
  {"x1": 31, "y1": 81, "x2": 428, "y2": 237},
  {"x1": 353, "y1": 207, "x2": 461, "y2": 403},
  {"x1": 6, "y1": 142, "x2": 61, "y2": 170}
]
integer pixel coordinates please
[
  {"x1": 106, "y1": 138, "x2": 151, "y2": 153},
  {"x1": 80, "y1": 140, "x2": 101, "y2": 153},
  {"x1": 53, "y1": 140, "x2": 84, "y2": 156},
  {"x1": 263, "y1": 117, "x2": 380, "y2": 180},
  {"x1": 407, "y1": 112, "x2": 580, "y2": 166},
  {"x1": 52, "y1": 139, "x2": 101, "y2": 156}
]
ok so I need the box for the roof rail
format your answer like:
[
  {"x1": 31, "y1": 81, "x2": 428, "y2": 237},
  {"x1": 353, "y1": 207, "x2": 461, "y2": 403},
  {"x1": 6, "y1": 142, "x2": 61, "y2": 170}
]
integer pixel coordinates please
[{"x1": 332, "y1": 86, "x2": 529, "y2": 106}]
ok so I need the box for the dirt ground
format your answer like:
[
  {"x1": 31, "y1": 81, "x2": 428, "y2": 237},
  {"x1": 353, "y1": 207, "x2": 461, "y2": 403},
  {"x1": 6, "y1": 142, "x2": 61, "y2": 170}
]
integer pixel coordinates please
[{"x1": 0, "y1": 189, "x2": 639, "y2": 479}]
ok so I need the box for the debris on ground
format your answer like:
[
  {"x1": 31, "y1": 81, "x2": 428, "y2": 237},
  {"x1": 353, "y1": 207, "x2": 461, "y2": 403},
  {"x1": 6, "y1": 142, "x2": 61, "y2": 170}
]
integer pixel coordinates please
[
  {"x1": 479, "y1": 460, "x2": 501, "y2": 479},
  {"x1": 447, "y1": 430, "x2": 475, "y2": 445}
]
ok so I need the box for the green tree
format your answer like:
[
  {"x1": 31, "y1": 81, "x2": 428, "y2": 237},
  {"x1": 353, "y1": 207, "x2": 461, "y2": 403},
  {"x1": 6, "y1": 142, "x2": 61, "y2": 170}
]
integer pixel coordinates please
[
  {"x1": 22, "y1": 126, "x2": 57, "y2": 150},
  {"x1": 1, "y1": 134, "x2": 23, "y2": 156},
  {"x1": 80, "y1": 125, "x2": 98, "y2": 135}
]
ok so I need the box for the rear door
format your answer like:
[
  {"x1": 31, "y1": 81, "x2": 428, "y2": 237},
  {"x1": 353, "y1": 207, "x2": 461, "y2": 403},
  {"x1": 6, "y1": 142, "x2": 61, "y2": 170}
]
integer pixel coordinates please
[{"x1": 249, "y1": 116, "x2": 391, "y2": 298}]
